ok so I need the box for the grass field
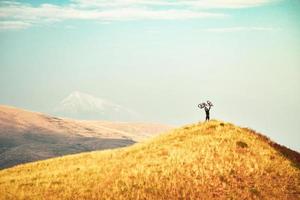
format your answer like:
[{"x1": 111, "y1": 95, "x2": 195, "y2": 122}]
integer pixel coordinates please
[{"x1": 0, "y1": 120, "x2": 299, "y2": 199}]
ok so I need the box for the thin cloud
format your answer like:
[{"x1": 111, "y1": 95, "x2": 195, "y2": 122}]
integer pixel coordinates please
[
  {"x1": 205, "y1": 27, "x2": 277, "y2": 32},
  {"x1": 72, "y1": 0, "x2": 280, "y2": 9},
  {"x1": 0, "y1": 21, "x2": 31, "y2": 30},
  {"x1": 0, "y1": 1, "x2": 226, "y2": 30},
  {"x1": 0, "y1": 0, "x2": 280, "y2": 30},
  {"x1": 0, "y1": 5, "x2": 226, "y2": 21},
  {"x1": 174, "y1": 0, "x2": 280, "y2": 9}
]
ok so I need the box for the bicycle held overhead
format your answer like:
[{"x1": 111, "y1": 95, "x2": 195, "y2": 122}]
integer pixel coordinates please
[{"x1": 198, "y1": 101, "x2": 213, "y2": 121}]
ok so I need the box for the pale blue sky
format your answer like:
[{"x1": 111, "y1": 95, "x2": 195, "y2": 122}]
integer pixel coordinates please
[{"x1": 0, "y1": 0, "x2": 299, "y2": 150}]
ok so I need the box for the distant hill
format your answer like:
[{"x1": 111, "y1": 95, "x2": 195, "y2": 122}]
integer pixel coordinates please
[
  {"x1": 0, "y1": 105, "x2": 172, "y2": 169},
  {"x1": 0, "y1": 120, "x2": 299, "y2": 199},
  {"x1": 54, "y1": 91, "x2": 140, "y2": 121}
]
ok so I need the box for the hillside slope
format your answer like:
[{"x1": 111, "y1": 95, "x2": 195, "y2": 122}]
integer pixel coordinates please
[
  {"x1": 0, "y1": 105, "x2": 171, "y2": 169},
  {"x1": 0, "y1": 120, "x2": 299, "y2": 199}
]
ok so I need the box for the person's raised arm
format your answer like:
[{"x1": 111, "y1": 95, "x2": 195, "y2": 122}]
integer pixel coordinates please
[
  {"x1": 206, "y1": 101, "x2": 213, "y2": 110},
  {"x1": 208, "y1": 104, "x2": 212, "y2": 111}
]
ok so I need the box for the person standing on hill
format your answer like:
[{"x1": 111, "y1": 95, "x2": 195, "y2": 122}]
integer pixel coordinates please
[{"x1": 198, "y1": 101, "x2": 213, "y2": 121}]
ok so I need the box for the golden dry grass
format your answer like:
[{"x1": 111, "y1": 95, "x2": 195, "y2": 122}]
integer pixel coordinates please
[{"x1": 0, "y1": 120, "x2": 299, "y2": 200}]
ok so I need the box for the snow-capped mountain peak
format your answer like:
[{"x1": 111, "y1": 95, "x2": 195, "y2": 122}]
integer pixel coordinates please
[
  {"x1": 60, "y1": 91, "x2": 107, "y2": 112},
  {"x1": 54, "y1": 91, "x2": 139, "y2": 121}
]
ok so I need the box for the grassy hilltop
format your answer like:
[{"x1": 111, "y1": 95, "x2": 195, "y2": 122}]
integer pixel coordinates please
[{"x1": 0, "y1": 120, "x2": 299, "y2": 199}]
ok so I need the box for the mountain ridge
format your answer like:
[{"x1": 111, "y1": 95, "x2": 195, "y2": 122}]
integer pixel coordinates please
[
  {"x1": 0, "y1": 104, "x2": 172, "y2": 169},
  {"x1": 54, "y1": 91, "x2": 140, "y2": 121}
]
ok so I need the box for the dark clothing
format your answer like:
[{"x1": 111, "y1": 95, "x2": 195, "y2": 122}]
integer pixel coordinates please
[{"x1": 205, "y1": 107, "x2": 210, "y2": 121}]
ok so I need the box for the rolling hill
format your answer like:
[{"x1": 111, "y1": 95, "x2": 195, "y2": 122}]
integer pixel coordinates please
[
  {"x1": 0, "y1": 120, "x2": 299, "y2": 199},
  {"x1": 0, "y1": 105, "x2": 172, "y2": 169}
]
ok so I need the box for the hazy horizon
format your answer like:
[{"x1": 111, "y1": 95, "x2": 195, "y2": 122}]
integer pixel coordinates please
[{"x1": 0, "y1": 0, "x2": 299, "y2": 151}]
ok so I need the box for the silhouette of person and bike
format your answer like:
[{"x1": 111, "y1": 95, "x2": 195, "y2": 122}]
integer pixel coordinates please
[{"x1": 198, "y1": 101, "x2": 213, "y2": 121}]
